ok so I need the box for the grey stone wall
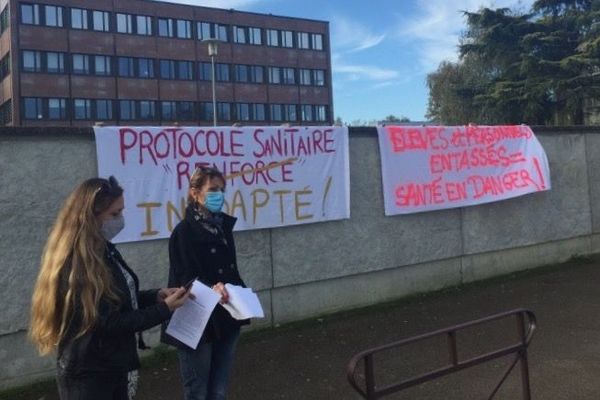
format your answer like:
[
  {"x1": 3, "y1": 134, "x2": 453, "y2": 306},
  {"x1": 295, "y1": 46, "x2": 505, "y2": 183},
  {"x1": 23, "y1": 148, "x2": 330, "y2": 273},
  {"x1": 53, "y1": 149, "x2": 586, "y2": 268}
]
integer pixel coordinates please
[{"x1": 1, "y1": 126, "x2": 599, "y2": 388}]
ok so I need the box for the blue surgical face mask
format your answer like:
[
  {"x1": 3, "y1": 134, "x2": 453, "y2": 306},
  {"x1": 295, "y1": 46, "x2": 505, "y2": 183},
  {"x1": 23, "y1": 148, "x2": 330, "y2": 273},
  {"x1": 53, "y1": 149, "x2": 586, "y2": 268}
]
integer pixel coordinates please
[{"x1": 204, "y1": 191, "x2": 224, "y2": 213}]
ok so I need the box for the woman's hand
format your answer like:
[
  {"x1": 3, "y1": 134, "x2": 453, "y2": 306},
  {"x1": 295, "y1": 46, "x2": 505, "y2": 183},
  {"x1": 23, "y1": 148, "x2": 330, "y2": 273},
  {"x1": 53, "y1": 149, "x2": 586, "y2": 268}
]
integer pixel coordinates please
[
  {"x1": 211, "y1": 282, "x2": 229, "y2": 304},
  {"x1": 157, "y1": 288, "x2": 179, "y2": 302},
  {"x1": 164, "y1": 287, "x2": 191, "y2": 311}
]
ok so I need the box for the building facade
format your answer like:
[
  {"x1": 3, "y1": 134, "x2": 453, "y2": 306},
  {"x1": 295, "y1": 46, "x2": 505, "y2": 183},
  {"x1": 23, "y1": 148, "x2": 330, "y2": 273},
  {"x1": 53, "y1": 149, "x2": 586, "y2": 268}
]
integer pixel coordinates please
[{"x1": 0, "y1": 0, "x2": 333, "y2": 126}]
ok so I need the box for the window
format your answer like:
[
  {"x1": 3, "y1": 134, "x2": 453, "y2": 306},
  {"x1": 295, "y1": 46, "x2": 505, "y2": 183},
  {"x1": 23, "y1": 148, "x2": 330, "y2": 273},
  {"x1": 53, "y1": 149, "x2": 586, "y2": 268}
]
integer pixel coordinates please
[
  {"x1": 236, "y1": 103, "x2": 250, "y2": 121},
  {"x1": 216, "y1": 63, "x2": 230, "y2": 81},
  {"x1": 267, "y1": 29, "x2": 279, "y2": 47},
  {"x1": 199, "y1": 62, "x2": 211, "y2": 81},
  {"x1": 299, "y1": 69, "x2": 312, "y2": 86},
  {"x1": 177, "y1": 101, "x2": 195, "y2": 120},
  {"x1": 0, "y1": 100, "x2": 12, "y2": 125},
  {"x1": 23, "y1": 98, "x2": 43, "y2": 119},
  {"x1": 136, "y1": 15, "x2": 152, "y2": 35},
  {"x1": 250, "y1": 66, "x2": 263, "y2": 83},
  {"x1": 252, "y1": 104, "x2": 265, "y2": 121},
  {"x1": 139, "y1": 101, "x2": 156, "y2": 120},
  {"x1": 160, "y1": 60, "x2": 175, "y2": 79},
  {"x1": 0, "y1": 54, "x2": 10, "y2": 81},
  {"x1": 161, "y1": 101, "x2": 176, "y2": 120},
  {"x1": 199, "y1": 22, "x2": 211, "y2": 39},
  {"x1": 301, "y1": 104, "x2": 313, "y2": 122},
  {"x1": 22, "y1": 50, "x2": 42, "y2": 72},
  {"x1": 218, "y1": 103, "x2": 231, "y2": 121},
  {"x1": 216, "y1": 24, "x2": 228, "y2": 41},
  {"x1": 281, "y1": 30, "x2": 293, "y2": 48},
  {"x1": 158, "y1": 18, "x2": 174, "y2": 37},
  {"x1": 198, "y1": 22, "x2": 228, "y2": 41},
  {"x1": 213, "y1": 24, "x2": 229, "y2": 42},
  {"x1": 297, "y1": 32, "x2": 310, "y2": 49},
  {"x1": 178, "y1": 61, "x2": 193, "y2": 80},
  {"x1": 23, "y1": 51, "x2": 66, "y2": 74},
  {"x1": 1, "y1": 7, "x2": 9, "y2": 33},
  {"x1": 268, "y1": 67, "x2": 281, "y2": 84},
  {"x1": 118, "y1": 57, "x2": 134, "y2": 77},
  {"x1": 116, "y1": 13, "x2": 133, "y2": 34},
  {"x1": 270, "y1": 104, "x2": 282, "y2": 121},
  {"x1": 74, "y1": 99, "x2": 92, "y2": 120},
  {"x1": 94, "y1": 55, "x2": 111, "y2": 76},
  {"x1": 138, "y1": 58, "x2": 154, "y2": 78},
  {"x1": 44, "y1": 5, "x2": 63, "y2": 27},
  {"x1": 315, "y1": 105, "x2": 327, "y2": 122},
  {"x1": 200, "y1": 62, "x2": 231, "y2": 82},
  {"x1": 72, "y1": 54, "x2": 90, "y2": 74},
  {"x1": 177, "y1": 19, "x2": 192, "y2": 39},
  {"x1": 235, "y1": 65, "x2": 249, "y2": 83},
  {"x1": 248, "y1": 27, "x2": 262, "y2": 45},
  {"x1": 236, "y1": 65, "x2": 263, "y2": 83},
  {"x1": 96, "y1": 99, "x2": 112, "y2": 120},
  {"x1": 201, "y1": 102, "x2": 213, "y2": 121},
  {"x1": 282, "y1": 68, "x2": 295, "y2": 85},
  {"x1": 284, "y1": 104, "x2": 297, "y2": 121},
  {"x1": 21, "y1": 4, "x2": 40, "y2": 25},
  {"x1": 119, "y1": 100, "x2": 136, "y2": 120},
  {"x1": 47, "y1": 52, "x2": 65, "y2": 73},
  {"x1": 48, "y1": 98, "x2": 67, "y2": 119},
  {"x1": 233, "y1": 26, "x2": 246, "y2": 44},
  {"x1": 202, "y1": 102, "x2": 229, "y2": 121},
  {"x1": 311, "y1": 33, "x2": 324, "y2": 50},
  {"x1": 313, "y1": 70, "x2": 325, "y2": 86},
  {"x1": 92, "y1": 10, "x2": 110, "y2": 32},
  {"x1": 71, "y1": 8, "x2": 88, "y2": 30}
]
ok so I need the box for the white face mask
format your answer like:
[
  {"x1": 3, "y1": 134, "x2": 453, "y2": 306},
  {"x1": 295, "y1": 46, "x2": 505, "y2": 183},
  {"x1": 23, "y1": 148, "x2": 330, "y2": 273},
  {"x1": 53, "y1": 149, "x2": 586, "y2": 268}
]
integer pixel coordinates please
[{"x1": 100, "y1": 215, "x2": 125, "y2": 241}]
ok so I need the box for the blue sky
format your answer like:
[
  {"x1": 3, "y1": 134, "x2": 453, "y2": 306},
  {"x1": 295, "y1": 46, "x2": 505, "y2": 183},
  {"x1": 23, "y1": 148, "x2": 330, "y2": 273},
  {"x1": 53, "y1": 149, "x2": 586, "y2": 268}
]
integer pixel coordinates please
[{"x1": 157, "y1": 0, "x2": 534, "y2": 123}]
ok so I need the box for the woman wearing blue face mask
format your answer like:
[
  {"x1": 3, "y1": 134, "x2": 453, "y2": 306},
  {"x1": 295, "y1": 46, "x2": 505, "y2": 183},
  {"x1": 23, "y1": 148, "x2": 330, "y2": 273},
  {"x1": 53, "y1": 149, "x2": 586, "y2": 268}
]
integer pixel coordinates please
[
  {"x1": 162, "y1": 166, "x2": 248, "y2": 400},
  {"x1": 30, "y1": 176, "x2": 190, "y2": 400}
]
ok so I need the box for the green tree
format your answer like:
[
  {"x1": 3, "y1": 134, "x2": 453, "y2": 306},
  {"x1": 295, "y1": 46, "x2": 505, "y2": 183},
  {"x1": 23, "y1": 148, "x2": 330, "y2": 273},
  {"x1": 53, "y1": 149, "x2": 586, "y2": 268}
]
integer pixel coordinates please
[
  {"x1": 383, "y1": 115, "x2": 410, "y2": 123},
  {"x1": 427, "y1": 0, "x2": 600, "y2": 125}
]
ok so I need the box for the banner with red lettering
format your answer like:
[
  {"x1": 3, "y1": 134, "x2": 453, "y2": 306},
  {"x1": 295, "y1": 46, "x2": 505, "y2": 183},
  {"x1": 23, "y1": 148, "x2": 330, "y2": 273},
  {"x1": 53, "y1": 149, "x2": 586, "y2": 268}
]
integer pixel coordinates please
[
  {"x1": 94, "y1": 126, "x2": 350, "y2": 243},
  {"x1": 377, "y1": 125, "x2": 551, "y2": 215}
]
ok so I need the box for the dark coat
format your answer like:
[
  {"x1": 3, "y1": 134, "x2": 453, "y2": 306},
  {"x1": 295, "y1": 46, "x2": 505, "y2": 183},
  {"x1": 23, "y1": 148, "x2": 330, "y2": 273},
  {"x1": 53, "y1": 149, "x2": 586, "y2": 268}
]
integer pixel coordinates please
[
  {"x1": 57, "y1": 242, "x2": 171, "y2": 377},
  {"x1": 161, "y1": 205, "x2": 248, "y2": 349}
]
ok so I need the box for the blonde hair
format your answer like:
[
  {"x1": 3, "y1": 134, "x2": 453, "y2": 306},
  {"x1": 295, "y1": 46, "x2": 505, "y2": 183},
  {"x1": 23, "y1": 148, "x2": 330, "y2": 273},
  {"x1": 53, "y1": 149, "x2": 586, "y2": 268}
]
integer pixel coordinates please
[{"x1": 29, "y1": 177, "x2": 123, "y2": 355}]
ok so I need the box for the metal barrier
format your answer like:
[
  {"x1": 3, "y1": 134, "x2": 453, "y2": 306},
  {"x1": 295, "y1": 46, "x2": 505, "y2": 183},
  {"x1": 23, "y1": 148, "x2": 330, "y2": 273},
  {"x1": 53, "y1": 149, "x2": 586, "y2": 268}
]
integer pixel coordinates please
[{"x1": 347, "y1": 308, "x2": 537, "y2": 399}]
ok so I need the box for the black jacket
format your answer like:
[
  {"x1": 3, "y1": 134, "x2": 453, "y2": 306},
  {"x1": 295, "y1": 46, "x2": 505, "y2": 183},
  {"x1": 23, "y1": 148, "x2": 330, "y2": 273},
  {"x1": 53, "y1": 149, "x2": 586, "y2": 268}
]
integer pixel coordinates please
[
  {"x1": 161, "y1": 205, "x2": 248, "y2": 349},
  {"x1": 57, "y1": 242, "x2": 171, "y2": 377}
]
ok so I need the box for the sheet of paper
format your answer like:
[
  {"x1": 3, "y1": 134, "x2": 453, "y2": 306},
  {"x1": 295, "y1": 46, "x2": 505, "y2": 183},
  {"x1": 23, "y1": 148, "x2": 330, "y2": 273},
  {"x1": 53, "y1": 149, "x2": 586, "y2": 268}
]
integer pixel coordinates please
[
  {"x1": 165, "y1": 281, "x2": 220, "y2": 349},
  {"x1": 222, "y1": 284, "x2": 265, "y2": 320}
]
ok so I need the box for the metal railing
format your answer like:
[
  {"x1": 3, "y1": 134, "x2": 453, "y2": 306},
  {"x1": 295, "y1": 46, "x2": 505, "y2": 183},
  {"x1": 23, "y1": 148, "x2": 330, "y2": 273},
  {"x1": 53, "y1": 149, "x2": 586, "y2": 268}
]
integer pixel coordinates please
[{"x1": 347, "y1": 308, "x2": 537, "y2": 399}]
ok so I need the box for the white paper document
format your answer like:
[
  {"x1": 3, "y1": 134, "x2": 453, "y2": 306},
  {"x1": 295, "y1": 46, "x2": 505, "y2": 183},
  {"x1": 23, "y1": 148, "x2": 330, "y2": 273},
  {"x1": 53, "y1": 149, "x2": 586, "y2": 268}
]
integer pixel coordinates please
[
  {"x1": 165, "y1": 281, "x2": 220, "y2": 349},
  {"x1": 222, "y1": 284, "x2": 265, "y2": 320}
]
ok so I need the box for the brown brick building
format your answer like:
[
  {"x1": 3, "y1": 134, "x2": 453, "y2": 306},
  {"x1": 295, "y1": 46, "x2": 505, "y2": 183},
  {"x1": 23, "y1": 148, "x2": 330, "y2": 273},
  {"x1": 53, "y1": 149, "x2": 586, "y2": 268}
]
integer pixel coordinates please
[{"x1": 0, "y1": 0, "x2": 333, "y2": 126}]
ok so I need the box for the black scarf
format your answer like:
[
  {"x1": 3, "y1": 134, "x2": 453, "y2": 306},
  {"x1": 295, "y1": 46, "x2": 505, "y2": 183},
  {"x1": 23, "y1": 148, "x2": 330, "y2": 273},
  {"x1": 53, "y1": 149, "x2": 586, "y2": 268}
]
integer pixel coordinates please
[{"x1": 187, "y1": 203, "x2": 228, "y2": 245}]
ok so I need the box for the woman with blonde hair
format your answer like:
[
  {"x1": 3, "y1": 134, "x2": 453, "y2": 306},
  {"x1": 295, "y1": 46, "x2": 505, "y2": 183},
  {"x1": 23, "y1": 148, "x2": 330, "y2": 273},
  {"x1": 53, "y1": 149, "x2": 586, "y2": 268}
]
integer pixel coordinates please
[{"x1": 30, "y1": 176, "x2": 189, "y2": 400}]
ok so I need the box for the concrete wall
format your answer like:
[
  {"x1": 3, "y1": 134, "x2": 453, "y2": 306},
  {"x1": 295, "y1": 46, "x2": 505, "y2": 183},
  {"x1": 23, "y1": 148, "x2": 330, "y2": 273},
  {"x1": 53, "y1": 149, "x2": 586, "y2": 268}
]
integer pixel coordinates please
[{"x1": 1, "y1": 126, "x2": 599, "y2": 388}]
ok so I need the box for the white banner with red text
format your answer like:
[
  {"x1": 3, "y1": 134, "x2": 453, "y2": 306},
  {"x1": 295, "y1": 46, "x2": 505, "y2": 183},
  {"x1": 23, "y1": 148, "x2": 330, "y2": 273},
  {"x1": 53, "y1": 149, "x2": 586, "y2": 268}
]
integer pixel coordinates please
[
  {"x1": 94, "y1": 126, "x2": 350, "y2": 243},
  {"x1": 377, "y1": 125, "x2": 551, "y2": 215}
]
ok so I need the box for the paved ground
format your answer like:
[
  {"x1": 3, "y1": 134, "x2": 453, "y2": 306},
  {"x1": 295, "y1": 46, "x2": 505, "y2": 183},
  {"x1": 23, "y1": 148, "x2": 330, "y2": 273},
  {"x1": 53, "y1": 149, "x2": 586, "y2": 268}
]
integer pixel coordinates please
[{"x1": 5, "y1": 256, "x2": 600, "y2": 399}]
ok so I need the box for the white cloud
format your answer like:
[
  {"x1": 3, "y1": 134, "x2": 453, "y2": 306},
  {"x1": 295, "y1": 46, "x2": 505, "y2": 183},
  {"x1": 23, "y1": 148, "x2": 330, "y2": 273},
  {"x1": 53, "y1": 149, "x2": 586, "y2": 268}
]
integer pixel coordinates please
[
  {"x1": 332, "y1": 15, "x2": 386, "y2": 53},
  {"x1": 150, "y1": 0, "x2": 263, "y2": 8},
  {"x1": 334, "y1": 64, "x2": 400, "y2": 81},
  {"x1": 397, "y1": 0, "x2": 535, "y2": 71}
]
